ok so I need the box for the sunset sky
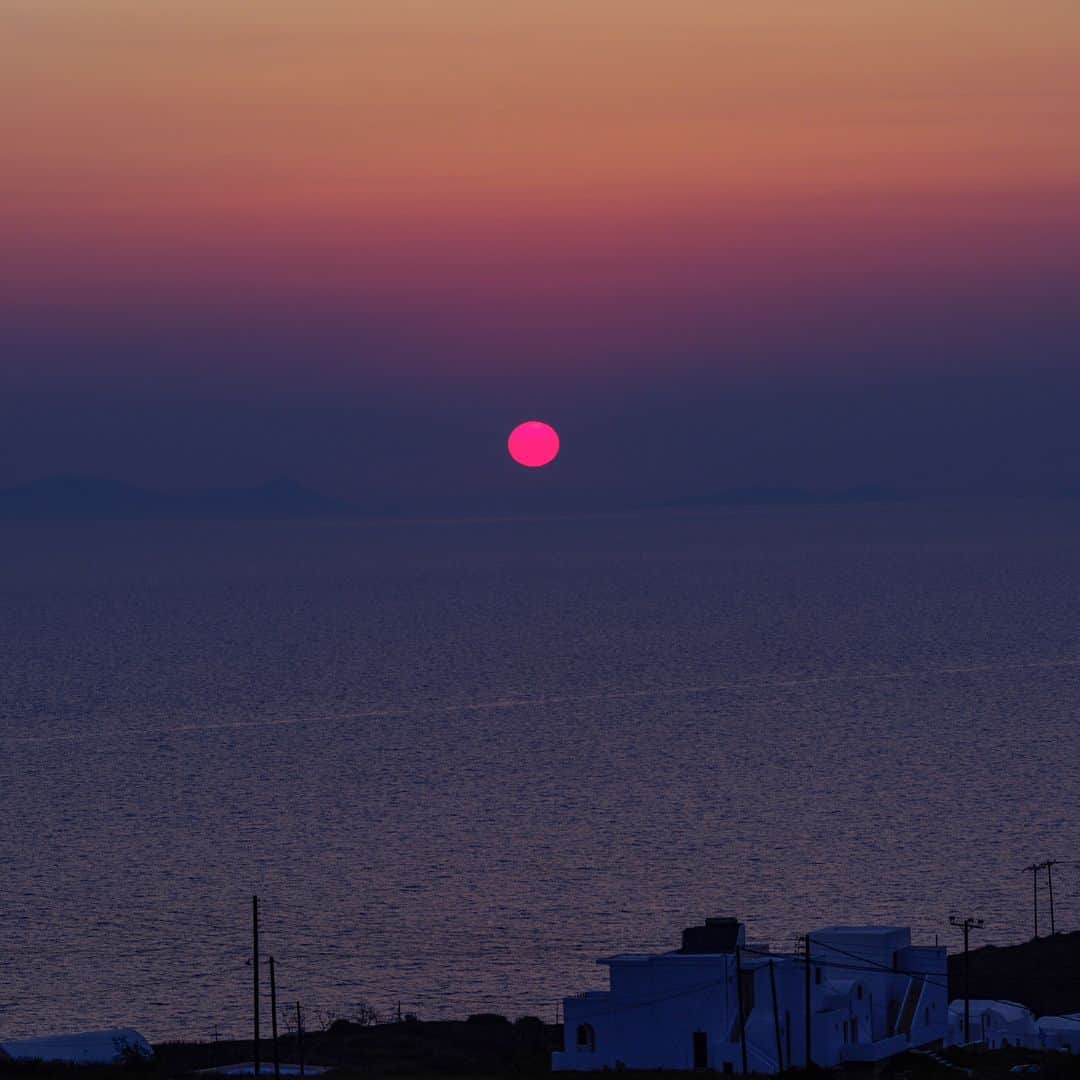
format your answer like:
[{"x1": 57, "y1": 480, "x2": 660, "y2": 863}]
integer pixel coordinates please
[{"x1": 2, "y1": 2, "x2": 1079, "y2": 498}]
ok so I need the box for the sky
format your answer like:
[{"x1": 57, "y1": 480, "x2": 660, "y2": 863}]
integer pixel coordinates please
[{"x1": 2, "y1": 1, "x2": 1079, "y2": 502}]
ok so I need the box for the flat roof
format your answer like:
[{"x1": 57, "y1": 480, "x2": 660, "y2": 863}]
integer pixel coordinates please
[
  {"x1": 600, "y1": 950, "x2": 766, "y2": 966},
  {"x1": 600, "y1": 950, "x2": 735, "y2": 963},
  {"x1": 812, "y1": 926, "x2": 908, "y2": 936},
  {"x1": 195, "y1": 1065, "x2": 328, "y2": 1077}
]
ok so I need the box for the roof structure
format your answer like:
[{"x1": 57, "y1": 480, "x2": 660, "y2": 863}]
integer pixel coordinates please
[
  {"x1": 0, "y1": 1028, "x2": 152, "y2": 1064},
  {"x1": 1037, "y1": 1014, "x2": 1080, "y2": 1030},
  {"x1": 813, "y1": 926, "x2": 909, "y2": 937},
  {"x1": 949, "y1": 1000, "x2": 1033, "y2": 1023}
]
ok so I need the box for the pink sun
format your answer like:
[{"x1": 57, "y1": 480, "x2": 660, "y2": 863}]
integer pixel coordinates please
[{"x1": 508, "y1": 420, "x2": 560, "y2": 468}]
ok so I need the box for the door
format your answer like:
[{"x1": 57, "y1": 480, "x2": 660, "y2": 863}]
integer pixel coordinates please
[{"x1": 692, "y1": 1031, "x2": 708, "y2": 1069}]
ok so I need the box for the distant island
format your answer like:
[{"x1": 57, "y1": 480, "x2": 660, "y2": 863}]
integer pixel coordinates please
[
  {"x1": 16, "y1": 476, "x2": 1075, "y2": 522},
  {"x1": 0, "y1": 476, "x2": 920, "y2": 521},
  {"x1": 0, "y1": 476, "x2": 361, "y2": 520},
  {"x1": 660, "y1": 484, "x2": 912, "y2": 509}
]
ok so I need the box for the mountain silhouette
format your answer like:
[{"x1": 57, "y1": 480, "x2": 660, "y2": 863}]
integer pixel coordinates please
[
  {"x1": 660, "y1": 484, "x2": 910, "y2": 509},
  {"x1": 0, "y1": 476, "x2": 357, "y2": 520}
]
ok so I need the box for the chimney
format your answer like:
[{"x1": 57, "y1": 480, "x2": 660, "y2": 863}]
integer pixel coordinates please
[{"x1": 680, "y1": 917, "x2": 744, "y2": 954}]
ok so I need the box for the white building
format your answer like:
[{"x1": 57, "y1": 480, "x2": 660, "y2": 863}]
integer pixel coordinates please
[
  {"x1": 947, "y1": 999, "x2": 1038, "y2": 1049},
  {"x1": 1037, "y1": 1014, "x2": 1080, "y2": 1054},
  {"x1": 0, "y1": 1028, "x2": 153, "y2": 1064},
  {"x1": 553, "y1": 917, "x2": 948, "y2": 1073},
  {"x1": 946, "y1": 1002, "x2": 1080, "y2": 1054}
]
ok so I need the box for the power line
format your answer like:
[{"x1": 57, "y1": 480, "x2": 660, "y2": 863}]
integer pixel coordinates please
[
  {"x1": 571, "y1": 944, "x2": 942, "y2": 1024},
  {"x1": 569, "y1": 937, "x2": 1080, "y2": 1028},
  {"x1": 570, "y1": 974, "x2": 742, "y2": 1022},
  {"x1": 562, "y1": 897, "x2": 1071, "y2": 1029},
  {"x1": 952, "y1": 917, "x2": 983, "y2": 1045},
  {"x1": 1022, "y1": 860, "x2": 1062, "y2": 939},
  {"x1": 745, "y1": 939, "x2": 1080, "y2": 1024}
]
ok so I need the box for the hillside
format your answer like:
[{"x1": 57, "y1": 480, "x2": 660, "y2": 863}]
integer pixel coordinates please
[{"x1": 948, "y1": 931, "x2": 1080, "y2": 1017}]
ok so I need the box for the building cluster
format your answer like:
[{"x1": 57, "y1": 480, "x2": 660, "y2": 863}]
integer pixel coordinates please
[
  {"x1": 952, "y1": 1000, "x2": 1080, "y2": 1053},
  {"x1": 552, "y1": 917, "x2": 1079, "y2": 1073},
  {"x1": 4, "y1": 918, "x2": 1079, "y2": 1074}
]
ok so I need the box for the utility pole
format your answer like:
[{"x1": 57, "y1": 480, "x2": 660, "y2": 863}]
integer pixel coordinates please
[
  {"x1": 949, "y1": 915, "x2": 984, "y2": 1043},
  {"x1": 804, "y1": 934, "x2": 812, "y2": 1069},
  {"x1": 768, "y1": 959, "x2": 784, "y2": 1073},
  {"x1": 296, "y1": 1002, "x2": 305, "y2": 1080},
  {"x1": 734, "y1": 945, "x2": 748, "y2": 1075},
  {"x1": 1043, "y1": 860, "x2": 1059, "y2": 935},
  {"x1": 1022, "y1": 864, "x2": 1040, "y2": 939},
  {"x1": 270, "y1": 956, "x2": 281, "y2": 1080},
  {"x1": 253, "y1": 895, "x2": 261, "y2": 1076}
]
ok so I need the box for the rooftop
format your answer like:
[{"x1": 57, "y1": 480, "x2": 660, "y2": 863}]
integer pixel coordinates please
[{"x1": 813, "y1": 926, "x2": 909, "y2": 937}]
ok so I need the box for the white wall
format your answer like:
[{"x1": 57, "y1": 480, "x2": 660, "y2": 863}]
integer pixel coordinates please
[
  {"x1": 556, "y1": 954, "x2": 738, "y2": 1071},
  {"x1": 555, "y1": 927, "x2": 950, "y2": 1074}
]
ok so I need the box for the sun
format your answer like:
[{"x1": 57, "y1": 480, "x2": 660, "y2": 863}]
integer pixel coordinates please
[{"x1": 508, "y1": 420, "x2": 560, "y2": 468}]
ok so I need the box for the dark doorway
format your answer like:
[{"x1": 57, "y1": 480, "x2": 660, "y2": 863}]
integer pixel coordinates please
[{"x1": 692, "y1": 1031, "x2": 708, "y2": 1069}]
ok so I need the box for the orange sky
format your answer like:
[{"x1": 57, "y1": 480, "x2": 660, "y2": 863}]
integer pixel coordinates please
[
  {"x1": 3, "y1": 1, "x2": 1079, "y2": 374},
  {"x1": 7, "y1": 2, "x2": 1080, "y2": 214}
]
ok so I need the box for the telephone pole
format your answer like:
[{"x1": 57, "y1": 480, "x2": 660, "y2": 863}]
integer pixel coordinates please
[
  {"x1": 1022, "y1": 864, "x2": 1041, "y2": 939},
  {"x1": 949, "y1": 915, "x2": 984, "y2": 1043},
  {"x1": 734, "y1": 945, "x2": 748, "y2": 1075},
  {"x1": 253, "y1": 896, "x2": 261, "y2": 1076},
  {"x1": 768, "y1": 959, "x2": 784, "y2": 1073},
  {"x1": 1043, "y1": 860, "x2": 1060, "y2": 935},
  {"x1": 269, "y1": 956, "x2": 280, "y2": 1080},
  {"x1": 804, "y1": 934, "x2": 813, "y2": 1069},
  {"x1": 296, "y1": 1002, "x2": 305, "y2": 1080}
]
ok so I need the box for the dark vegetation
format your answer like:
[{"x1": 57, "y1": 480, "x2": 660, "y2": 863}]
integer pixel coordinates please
[
  {"x1": 4, "y1": 937, "x2": 1080, "y2": 1079},
  {"x1": 4, "y1": 1028, "x2": 1080, "y2": 1080},
  {"x1": 948, "y1": 931, "x2": 1080, "y2": 1018},
  {"x1": 0, "y1": 1017, "x2": 558, "y2": 1079},
  {"x1": 6, "y1": 1048, "x2": 1080, "y2": 1080},
  {"x1": 893, "y1": 1045, "x2": 1080, "y2": 1078},
  {"x1": 157, "y1": 1015, "x2": 558, "y2": 1077}
]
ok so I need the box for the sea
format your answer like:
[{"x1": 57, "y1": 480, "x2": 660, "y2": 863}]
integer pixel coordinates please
[{"x1": 1, "y1": 498, "x2": 1078, "y2": 1041}]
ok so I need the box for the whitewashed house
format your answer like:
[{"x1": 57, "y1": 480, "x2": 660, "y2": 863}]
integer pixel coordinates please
[
  {"x1": 552, "y1": 917, "x2": 948, "y2": 1073},
  {"x1": 947, "y1": 1000, "x2": 1038, "y2": 1049},
  {"x1": 946, "y1": 1002, "x2": 1080, "y2": 1054},
  {"x1": 1036, "y1": 1013, "x2": 1080, "y2": 1054},
  {"x1": 0, "y1": 1028, "x2": 153, "y2": 1064}
]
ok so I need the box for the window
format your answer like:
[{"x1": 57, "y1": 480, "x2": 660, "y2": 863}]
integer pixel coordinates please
[
  {"x1": 925, "y1": 1007, "x2": 930, "y2": 1024},
  {"x1": 843, "y1": 1021, "x2": 849, "y2": 1042},
  {"x1": 576, "y1": 1024, "x2": 596, "y2": 1053},
  {"x1": 856, "y1": 985, "x2": 863, "y2": 1001},
  {"x1": 815, "y1": 967, "x2": 822, "y2": 985}
]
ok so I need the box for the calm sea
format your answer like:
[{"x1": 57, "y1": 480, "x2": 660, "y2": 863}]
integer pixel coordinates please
[{"x1": 2, "y1": 500, "x2": 1079, "y2": 1041}]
